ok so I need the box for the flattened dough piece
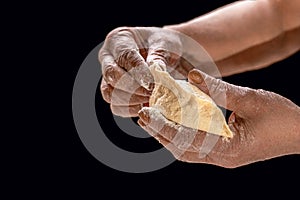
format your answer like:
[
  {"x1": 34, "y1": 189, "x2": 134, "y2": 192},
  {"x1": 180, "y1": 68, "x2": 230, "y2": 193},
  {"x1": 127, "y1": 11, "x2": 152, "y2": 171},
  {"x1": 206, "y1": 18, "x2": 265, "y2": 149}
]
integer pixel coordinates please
[{"x1": 149, "y1": 63, "x2": 233, "y2": 138}]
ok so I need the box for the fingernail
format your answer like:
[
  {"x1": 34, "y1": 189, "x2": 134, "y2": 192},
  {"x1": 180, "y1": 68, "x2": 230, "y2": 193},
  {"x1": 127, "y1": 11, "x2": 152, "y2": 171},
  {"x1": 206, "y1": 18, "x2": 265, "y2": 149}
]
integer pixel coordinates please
[
  {"x1": 138, "y1": 108, "x2": 150, "y2": 124},
  {"x1": 105, "y1": 67, "x2": 115, "y2": 83},
  {"x1": 189, "y1": 70, "x2": 203, "y2": 84}
]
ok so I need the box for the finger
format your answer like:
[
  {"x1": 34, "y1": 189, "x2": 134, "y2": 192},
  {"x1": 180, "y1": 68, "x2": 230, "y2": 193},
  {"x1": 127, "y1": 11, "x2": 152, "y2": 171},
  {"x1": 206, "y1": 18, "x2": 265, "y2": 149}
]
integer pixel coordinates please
[
  {"x1": 100, "y1": 78, "x2": 112, "y2": 103},
  {"x1": 146, "y1": 29, "x2": 182, "y2": 70},
  {"x1": 105, "y1": 28, "x2": 147, "y2": 71},
  {"x1": 101, "y1": 79, "x2": 150, "y2": 106},
  {"x1": 110, "y1": 104, "x2": 142, "y2": 117},
  {"x1": 99, "y1": 53, "x2": 152, "y2": 96},
  {"x1": 103, "y1": 28, "x2": 153, "y2": 89},
  {"x1": 138, "y1": 119, "x2": 188, "y2": 160},
  {"x1": 169, "y1": 56, "x2": 196, "y2": 79},
  {"x1": 99, "y1": 48, "x2": 120, "y2": 80},
  {"x1": 101, "y1": 76, "x2": 151, "y2": 104},
  {"x1": 138, "y1": 107, "x2": 207, "y2": 152},
  {"x1": 138, "y1": 119, "x2": 166, "y2": 141},
  {"x1": 188, "y1": 69, "x2": 254, "y2": 112},
  {"x1": 138, "y1": 120, "x2": 211, "y2": 163},
  {"x1": 138, "y1": 108, "x2": 237, "y2": 166},
  {"x1": 99, "y1": 50, "x2": 134, "y2": 88},
  {"x1": 110, "y1": 89, "x2": 149, "y2": 106}
]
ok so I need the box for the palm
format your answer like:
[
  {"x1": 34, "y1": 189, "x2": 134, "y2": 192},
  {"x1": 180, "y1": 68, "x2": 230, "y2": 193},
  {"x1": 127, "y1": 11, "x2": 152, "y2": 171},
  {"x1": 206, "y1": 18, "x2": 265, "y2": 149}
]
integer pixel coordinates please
[{"x1": 138, "y1": 70, "x2": 300, "y2": 168}]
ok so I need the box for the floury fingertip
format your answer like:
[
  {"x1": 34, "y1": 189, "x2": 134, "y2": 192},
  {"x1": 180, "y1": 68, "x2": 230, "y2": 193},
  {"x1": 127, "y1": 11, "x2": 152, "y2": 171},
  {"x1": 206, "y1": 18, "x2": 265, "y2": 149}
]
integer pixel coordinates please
[{"x1": 128, "y1": 64, "x2": 154, "y2": 90}]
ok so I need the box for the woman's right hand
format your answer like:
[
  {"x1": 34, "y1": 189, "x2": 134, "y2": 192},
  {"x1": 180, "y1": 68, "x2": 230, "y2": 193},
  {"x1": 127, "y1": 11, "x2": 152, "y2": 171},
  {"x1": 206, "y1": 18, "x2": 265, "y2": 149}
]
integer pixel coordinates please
[{"x1": 99, "y1": 26, "x2": 216, "y2": 117}]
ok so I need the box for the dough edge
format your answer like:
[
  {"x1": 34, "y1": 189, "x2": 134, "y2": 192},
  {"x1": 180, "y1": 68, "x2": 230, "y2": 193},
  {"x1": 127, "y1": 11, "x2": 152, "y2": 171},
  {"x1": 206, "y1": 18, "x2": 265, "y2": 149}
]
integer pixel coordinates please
[{"x1": 148, "y1": 63, "x2": 233, "y2": 138}]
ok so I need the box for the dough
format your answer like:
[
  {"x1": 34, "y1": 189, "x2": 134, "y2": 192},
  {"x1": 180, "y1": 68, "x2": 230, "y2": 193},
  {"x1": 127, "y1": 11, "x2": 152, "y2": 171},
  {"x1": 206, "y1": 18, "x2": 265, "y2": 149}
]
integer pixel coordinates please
[{"x1": 149, "y1": 63, "x2": 233, "y2": 138}]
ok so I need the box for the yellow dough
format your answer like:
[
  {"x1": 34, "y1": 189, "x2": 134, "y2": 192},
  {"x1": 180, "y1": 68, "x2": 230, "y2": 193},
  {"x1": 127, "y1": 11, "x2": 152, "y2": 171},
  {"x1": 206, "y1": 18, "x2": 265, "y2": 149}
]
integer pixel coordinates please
[{"x1": 149, "y1": 63, "x2": 233, "y2": 138}]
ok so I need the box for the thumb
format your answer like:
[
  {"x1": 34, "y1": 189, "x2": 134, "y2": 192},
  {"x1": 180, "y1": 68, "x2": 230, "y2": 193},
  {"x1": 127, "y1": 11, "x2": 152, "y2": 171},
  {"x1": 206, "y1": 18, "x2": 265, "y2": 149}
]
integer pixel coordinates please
[
  {"x1": 146, "y1": 29, "x2": 182, "y2": 69},
  {"x1": 188, "y1": 69, "x2": 253, "y2": 112}
]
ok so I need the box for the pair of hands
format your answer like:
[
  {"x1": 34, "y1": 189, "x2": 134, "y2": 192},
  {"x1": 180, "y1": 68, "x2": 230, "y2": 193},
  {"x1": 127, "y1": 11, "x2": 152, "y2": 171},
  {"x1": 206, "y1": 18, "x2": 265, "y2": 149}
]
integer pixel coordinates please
[{"x1": 99, "y1": 27, "x2": 300, "y2": 168}]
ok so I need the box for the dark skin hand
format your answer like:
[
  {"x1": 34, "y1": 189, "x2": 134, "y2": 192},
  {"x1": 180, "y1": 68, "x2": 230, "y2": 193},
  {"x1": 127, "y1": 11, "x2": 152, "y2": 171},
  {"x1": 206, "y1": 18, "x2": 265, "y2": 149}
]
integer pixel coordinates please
[
  {"x1": 99, "y1": 24, "x2": 253, "y2": 117},
  {"x1": 99, "y1": 0, "x2": 300, "y2": 167},
  {"x1": 99, "y1": 27, "x2": 201, "y2": 117},
  {"x1": 100, "y1": 0, "x2": 300, "y2": 117},
  {"x1": 138, "y1": 69, "x2": 300, "y2": 168}
]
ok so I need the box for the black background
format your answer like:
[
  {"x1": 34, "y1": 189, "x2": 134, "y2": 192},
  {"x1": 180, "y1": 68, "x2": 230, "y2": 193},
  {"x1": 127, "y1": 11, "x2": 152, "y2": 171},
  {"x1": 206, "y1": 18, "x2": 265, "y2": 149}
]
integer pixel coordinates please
[{"x1": 15, "y1": 0, "x2": 300, "y2": 197}]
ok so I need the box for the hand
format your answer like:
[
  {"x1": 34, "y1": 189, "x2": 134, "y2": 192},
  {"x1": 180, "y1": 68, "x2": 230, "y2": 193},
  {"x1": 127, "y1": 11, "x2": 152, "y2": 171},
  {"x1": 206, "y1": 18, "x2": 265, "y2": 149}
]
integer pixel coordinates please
[
  {"x1": 138, "y1": 69, "x2": 300, "y2": 168},
  {"x1": 99, "y1": 27, "x2": 218, "y2": 117}
]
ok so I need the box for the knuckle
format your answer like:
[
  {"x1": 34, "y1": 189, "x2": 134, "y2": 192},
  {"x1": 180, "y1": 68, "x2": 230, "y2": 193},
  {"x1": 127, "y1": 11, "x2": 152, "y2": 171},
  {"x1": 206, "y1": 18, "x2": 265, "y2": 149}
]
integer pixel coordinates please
[
  {"x1": 128, "y1": 105, "x2": 141, "y2": 117},
  {"x1": 103, "y1": 65, "x2": 115, "y2": 81},
  {"x1": 237, "y1": 87, "x2": 259, "y2": 103},
  {"x1": 161, "y1": 125, "x2": 175, "y2": 140},
  {"x1": 255, "y1": 88, "x2": 275, "y2": 99},
  {"x1": 173, "y1": 130, "x2": 196, "y2": 151},
  {"x1": 104, "y1": 27, "x2": 147, "y2": 70},
  {"x1": 148, "y1": 33, "x2": 182, "y2": 66},
  {"x1": 148, "y1": 49, "x2": 168, "y2": 64},
  {"x1": 171, "y1": 149, "x2": 185, "y2": 161},
  {"x1": 100, "y1": 83, "x2": 112, "y2": 103},
  {"x1": 117, "y1": 48, "x2": 142, "y2": 68},
  {"x1": 148, "y1": 49, "x2": 180, "y2": 67},
  {"x1": 206, "y1": 77, "x2": 224, "y2": 98},
  {"x1": 221, "y1": 162, "x2": 239, "y2": 169},
  {"x1": 106, "y1": 26, "x2": 132, "y2": 40}
]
